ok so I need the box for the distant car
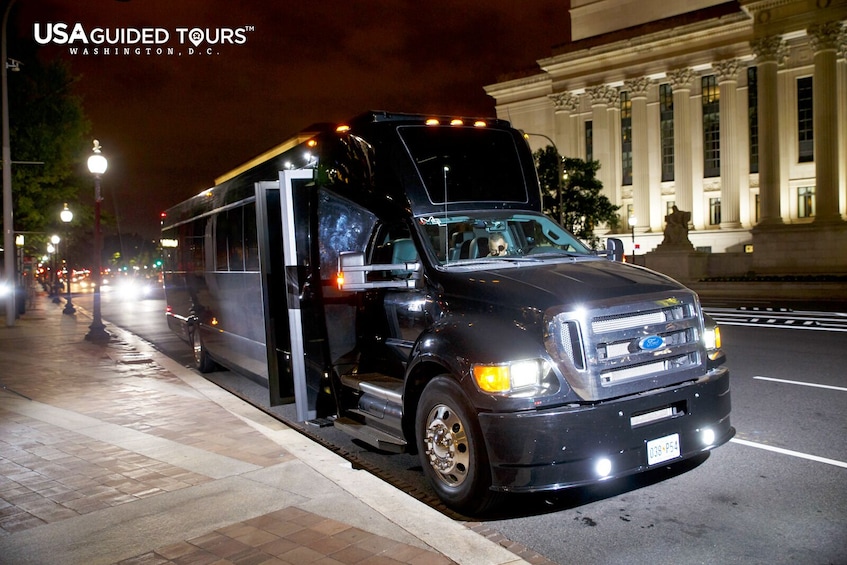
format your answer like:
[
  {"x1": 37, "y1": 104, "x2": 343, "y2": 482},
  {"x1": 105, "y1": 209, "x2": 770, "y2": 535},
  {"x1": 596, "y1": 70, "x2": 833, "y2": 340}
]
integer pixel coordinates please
[{"x1": 110, "y1": 276, "x2": 157, "y2": 300}]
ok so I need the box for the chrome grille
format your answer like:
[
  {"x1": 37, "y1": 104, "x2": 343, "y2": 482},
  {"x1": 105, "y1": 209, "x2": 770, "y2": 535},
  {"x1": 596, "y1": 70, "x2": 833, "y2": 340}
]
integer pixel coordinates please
[{"x1": 546, "y1": 292, "x2": 706, "y2": 401}]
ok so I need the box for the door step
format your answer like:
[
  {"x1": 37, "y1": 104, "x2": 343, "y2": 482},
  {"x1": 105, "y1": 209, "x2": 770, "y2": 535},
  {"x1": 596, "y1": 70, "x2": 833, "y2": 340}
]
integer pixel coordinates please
[
  {"x1": 334, "y1": 417, "x2": 407, "y2": 453},
  {"x1": 339, "y1": 372, "x2": 403, "y2": 404}
]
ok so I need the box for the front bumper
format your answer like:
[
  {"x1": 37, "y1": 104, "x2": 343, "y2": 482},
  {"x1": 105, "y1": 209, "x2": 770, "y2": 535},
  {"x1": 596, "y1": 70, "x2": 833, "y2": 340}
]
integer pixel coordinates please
[{"x1": 478, "y1": 367, "x2": 733, "y2": 492}]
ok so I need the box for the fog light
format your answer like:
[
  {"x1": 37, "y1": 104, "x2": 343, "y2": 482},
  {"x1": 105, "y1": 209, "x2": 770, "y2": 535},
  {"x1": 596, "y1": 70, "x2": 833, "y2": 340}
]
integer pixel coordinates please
[
  {"x1": 595, "y1": 458, "x2": 612, "y2": 478},
  {"x1": 701, "y1": 428, "x2": 716, "y2": 446}
]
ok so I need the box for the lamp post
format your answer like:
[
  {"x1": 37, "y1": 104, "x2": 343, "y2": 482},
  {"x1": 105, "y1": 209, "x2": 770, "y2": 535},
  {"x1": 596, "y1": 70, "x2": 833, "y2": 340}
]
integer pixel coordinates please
[
  {"x1": 49, "y1": 235, "x2": 60, "y2": 302},
  {"x1": 521, "y1": 131, "x2": 566, "y2": 225},
  {"x1": 2, "y1": 0, "x2": 18, "y2": 326},
  {"x1": 85, "y1": 140, "x2": 109, "y2": 342},
  {"x1": 60, "y1": 203, "x2": 75, "y2": 315},
  {"x1": 46, "y1": 240, "x2": 55, "y2": 299},
  {"x1": 628, "y1": 216, "x2": 637, "y2": 263}
]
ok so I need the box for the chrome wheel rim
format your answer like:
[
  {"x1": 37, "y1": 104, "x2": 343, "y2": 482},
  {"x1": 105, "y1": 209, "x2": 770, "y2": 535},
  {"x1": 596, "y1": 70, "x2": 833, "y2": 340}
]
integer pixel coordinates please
[{"x1": 423, "y1": 403, "x2": 470, "y2": 486}]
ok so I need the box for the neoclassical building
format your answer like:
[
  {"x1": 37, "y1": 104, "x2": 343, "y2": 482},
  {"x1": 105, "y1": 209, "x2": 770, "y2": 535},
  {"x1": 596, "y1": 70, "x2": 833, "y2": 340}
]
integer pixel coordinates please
[{"x1": 485, "y1": 0, "x2": 846, "y2": 273}]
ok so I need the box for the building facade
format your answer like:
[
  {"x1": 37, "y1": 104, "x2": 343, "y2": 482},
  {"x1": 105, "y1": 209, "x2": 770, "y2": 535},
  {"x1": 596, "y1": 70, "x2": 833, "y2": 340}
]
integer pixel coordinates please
[{"x1": 485, "y1": 0, "x2": 846, "y2": 272}]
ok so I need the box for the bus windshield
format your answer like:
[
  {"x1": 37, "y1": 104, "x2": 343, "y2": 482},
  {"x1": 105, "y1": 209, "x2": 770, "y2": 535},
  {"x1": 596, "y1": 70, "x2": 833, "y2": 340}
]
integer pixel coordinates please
[
  {"x1": 417, "y1": 212, "x2": 592, "y2": 266},
  {"x1": 398, "y1": 126, "x2": 529, "y2": 205}
]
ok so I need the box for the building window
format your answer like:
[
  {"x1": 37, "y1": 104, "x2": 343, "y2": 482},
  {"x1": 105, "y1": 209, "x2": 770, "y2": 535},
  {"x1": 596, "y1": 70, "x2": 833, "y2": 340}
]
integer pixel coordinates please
[
  {"x1": 620, "y1": 91, "x2": 632, "y2": 185},
  {"x1": 660, "y1": 83, "x2": 674, "y2": 182},
  {"x1": 797, "y1": 77, "x2": 813, "y2": 163},
  {"x1": 748, "y1": 67, "x2": 758, "y2": 174},
  {"x1": 709, "y1": 197, "x2": 721, "y2": 225},
  {"x1": 585, "y1": 120, "x2": 593, "y2": 162},
  {"x1": 702, "y1": 75, "x2": 720, "y2": 178},
  {"x1": 798, "y1": 186, "x2": 815, "y2": 218}
]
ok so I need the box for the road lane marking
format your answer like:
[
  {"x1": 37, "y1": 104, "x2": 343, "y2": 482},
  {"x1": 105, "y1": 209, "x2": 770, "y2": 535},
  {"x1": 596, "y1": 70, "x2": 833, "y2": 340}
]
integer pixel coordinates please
[
  {"x1": 753, "y1": 376, "x2": 847, "y2": 392},
  {"x1": 730, "y1": 438, "x2": 847, "y2": 469}
]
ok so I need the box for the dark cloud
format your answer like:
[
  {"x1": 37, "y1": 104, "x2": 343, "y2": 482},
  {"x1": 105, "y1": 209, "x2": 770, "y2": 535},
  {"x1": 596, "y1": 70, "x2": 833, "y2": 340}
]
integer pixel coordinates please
[{"x1": 12, "y1": 0, "x2": 569, "y2": 237}]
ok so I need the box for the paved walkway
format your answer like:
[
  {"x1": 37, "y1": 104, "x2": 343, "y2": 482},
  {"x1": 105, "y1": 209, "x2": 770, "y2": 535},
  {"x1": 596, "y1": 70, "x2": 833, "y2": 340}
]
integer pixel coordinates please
[{"x1": 0, "y1": 292, "x2": 538, "y2": 565}]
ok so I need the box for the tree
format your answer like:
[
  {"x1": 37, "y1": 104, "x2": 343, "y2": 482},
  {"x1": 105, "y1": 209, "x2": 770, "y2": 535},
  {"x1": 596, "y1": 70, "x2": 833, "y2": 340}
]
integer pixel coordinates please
[
  {"x1": 3, "y1": 39, "x2": 90, "y2": 238},
  {"x1": 533, "y1": 146, "x2": 620, "y2": 249}
]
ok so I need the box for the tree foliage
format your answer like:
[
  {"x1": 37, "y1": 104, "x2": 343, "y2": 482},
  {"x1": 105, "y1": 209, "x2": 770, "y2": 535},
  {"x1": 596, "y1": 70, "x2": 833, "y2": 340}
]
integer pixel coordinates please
[
  {"x1": 4, "y1": 52, "x2": 90, "y2": 237},
  {"x1": 533, "y1": 146, "x2": 620, "y2": 249}
]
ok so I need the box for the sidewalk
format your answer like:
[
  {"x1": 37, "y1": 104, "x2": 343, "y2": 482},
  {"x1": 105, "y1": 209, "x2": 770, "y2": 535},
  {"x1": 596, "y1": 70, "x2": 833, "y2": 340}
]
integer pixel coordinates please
[{"x1": 0, "y1": 292, "x2": 533, "y2": 565}]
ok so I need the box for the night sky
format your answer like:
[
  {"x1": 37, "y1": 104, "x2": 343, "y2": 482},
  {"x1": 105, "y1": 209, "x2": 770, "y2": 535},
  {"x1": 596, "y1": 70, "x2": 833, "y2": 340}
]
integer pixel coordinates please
[{"x1": 12, "y1": 1, "x2": 570, "y2": 238}]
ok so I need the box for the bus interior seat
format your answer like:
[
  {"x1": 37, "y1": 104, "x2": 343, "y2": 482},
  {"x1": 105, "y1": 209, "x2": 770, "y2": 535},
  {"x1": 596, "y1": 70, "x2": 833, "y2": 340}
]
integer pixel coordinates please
[
  {"x1": 451, "y1": 232, "x2": 473, "y2": 260},
  {"x1": 390, "y1": 238, "x2": 418, "y2": 276},
  {"x1": 469, "y1": 237, "x2": 488, "y2": 258}
]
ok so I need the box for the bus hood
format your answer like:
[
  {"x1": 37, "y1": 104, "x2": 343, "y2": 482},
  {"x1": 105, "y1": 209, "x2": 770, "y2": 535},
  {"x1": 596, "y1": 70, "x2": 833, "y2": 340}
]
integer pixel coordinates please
[{"x1": 439, "y1": 258, "x2": 692, "y2": 314}]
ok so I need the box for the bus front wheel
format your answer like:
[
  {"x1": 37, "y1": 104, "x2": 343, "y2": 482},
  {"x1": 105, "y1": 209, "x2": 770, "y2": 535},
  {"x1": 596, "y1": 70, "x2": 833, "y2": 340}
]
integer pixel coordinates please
[{"x1": 416, "y1": 376, "x2": 499, "y2": 515}]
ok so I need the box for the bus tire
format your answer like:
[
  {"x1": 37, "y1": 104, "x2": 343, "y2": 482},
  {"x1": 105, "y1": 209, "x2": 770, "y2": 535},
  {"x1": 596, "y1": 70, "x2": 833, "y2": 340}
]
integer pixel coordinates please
[
  {"x1": 416, "y1": 376, "x2": 499, "y2": 515},
  {"x1": 190, "y1": 326, "x2": 216, "y2": 373}
]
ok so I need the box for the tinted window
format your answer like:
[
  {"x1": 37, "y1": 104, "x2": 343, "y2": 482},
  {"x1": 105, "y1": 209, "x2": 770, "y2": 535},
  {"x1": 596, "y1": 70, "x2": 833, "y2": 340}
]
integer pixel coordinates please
[
  {"x1": 398, "y1": 126, "x2": 528, "y2": 205},
  {"x1": 317, "y1": 189, "x2": 378, "y2": 277}
]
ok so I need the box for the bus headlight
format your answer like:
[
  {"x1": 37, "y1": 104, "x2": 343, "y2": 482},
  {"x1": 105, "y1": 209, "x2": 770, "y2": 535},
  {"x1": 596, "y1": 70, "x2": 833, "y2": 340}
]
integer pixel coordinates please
[
  {"x1": 703, "y1": 324, "x2": 721, "y2": 351},
  {"x1": 472, "y1": 359, "x2": 553, "y2": 396}
]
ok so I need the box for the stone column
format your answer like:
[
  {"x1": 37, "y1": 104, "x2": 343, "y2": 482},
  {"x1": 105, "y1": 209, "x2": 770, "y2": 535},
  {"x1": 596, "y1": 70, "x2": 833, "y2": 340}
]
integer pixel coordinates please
[
  {"x1": 549, "y1": 91, "x2": 580, "y2": 158},
  {"x1": 809, "y1": 22, "x2": 845, "y2": 224},
  {"x1": 714, "y1": 58, "x2": 742, "y2": 228},
  {"x1": 667, "y1": 68, "x2": 694, "y2": 216},
  {"x1": 625, "y1": 77, "x2": 651, "y2": 231},
  {"x1": 587, "y1": 85, "x2": 620, "y2": 205},
  {"x1": 751, "y1": 36, "x2": 785, "y2": 226}
]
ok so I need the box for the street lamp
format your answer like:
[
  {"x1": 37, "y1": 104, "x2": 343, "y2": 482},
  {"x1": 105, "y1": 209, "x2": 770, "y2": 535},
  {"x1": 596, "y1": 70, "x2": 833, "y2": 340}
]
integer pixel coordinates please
[
  {"x1": 60, "y1": 203, "x2": 75, "y2": 315},
  {"x1": 49, "y1": 235, "x2": 60, "y2": 302},
  {"x1": 628, "y1": 216, "x2": 637, "y2": 263},
  {"x1": 2, "y1": 0, "x2": 19, "y2": 326},
  {"x1": 520, "y1": 131, "x2": 566, "y2": 225},
  {"x1": 85, "y1": 140, "x2": 109, "y2": 342}
]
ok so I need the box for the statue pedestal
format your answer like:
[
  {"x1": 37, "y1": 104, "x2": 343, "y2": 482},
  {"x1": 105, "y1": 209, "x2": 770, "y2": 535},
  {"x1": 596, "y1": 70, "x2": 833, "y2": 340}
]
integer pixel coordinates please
[{"x1": 644, "y1": 246, "x2": 708, "y2": 283}]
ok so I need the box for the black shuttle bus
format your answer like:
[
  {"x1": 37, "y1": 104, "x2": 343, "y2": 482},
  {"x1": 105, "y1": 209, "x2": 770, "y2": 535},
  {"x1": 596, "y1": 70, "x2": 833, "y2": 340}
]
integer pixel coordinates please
[{"x1": 161, "y1": 111, "x2": 733, "y2": 514}]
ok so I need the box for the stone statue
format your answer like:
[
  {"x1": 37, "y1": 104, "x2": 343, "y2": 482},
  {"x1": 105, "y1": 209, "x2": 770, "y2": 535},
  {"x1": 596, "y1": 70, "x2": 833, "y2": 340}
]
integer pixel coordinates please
[{"x1": 662, "y1": 205, "x2": 693, "y2": 247}]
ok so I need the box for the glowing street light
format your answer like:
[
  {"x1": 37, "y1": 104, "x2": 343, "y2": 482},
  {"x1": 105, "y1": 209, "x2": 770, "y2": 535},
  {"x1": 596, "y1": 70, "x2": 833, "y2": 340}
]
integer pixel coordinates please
[{"x1": 85, "y1": 140, "x2": 109, "y2": 342}]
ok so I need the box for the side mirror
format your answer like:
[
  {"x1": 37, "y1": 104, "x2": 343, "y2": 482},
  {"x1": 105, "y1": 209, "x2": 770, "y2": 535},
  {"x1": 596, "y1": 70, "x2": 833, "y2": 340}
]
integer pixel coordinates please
[
  {"x1": 336, "y1": 251, "x2": 421, "y2": 291},
  {"x1": 604, "y1": 238, "x2": 625, "y2": 262}
]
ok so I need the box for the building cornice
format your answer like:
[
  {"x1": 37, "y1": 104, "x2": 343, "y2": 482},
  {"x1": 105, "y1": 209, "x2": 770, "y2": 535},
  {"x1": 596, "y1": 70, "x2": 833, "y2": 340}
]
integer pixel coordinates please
[{"x1": 539, "y1": 15, "x2": 752, "y2": 87}]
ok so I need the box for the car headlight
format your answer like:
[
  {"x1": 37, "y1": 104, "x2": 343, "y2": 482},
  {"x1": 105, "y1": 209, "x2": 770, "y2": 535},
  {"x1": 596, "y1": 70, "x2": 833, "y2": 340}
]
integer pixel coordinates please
[{"x1": 472, "y1": 359, "x2": 554, "y2": 397}]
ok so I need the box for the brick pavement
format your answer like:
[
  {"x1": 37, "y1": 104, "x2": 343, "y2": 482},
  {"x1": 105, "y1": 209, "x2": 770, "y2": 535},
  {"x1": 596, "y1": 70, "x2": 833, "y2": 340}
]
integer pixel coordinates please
[{"x1": 0, "y1": 292, "x2": 533, "y2": 565}]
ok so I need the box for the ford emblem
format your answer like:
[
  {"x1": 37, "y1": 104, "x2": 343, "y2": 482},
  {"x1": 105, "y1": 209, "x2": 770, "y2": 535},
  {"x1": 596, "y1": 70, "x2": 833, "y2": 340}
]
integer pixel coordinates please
[{"x1": 639, "y1": 335, "x2": 665, "y2": 351}]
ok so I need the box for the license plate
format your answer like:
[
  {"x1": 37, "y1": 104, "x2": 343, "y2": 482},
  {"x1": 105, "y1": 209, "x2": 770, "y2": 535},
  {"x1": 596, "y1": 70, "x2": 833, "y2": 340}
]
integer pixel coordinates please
[{"x1": 647, "y1": 433, "x2": 680, "y2": 465}]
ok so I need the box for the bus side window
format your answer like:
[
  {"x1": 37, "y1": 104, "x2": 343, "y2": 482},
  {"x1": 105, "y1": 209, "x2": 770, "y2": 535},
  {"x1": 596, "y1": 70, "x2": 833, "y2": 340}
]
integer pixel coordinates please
[{"x1": 244, "y1": 202, "x2": 259, "y2": 271}]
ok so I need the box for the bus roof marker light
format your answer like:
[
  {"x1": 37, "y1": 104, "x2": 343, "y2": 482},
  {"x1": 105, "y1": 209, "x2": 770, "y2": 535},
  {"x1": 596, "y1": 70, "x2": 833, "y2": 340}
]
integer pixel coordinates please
[
  {"x1": 336, "y1": 124, "x2": 350, "y2": 133},
  {"x1": 450, "y1": 119, "x2": 463, "y2": 126},
  {"x1": 425, "y1": 118, "x2": 440, "y2": 126},
  {"x1": 473, "y1": 120, "x2": 487, "y2": 127}
]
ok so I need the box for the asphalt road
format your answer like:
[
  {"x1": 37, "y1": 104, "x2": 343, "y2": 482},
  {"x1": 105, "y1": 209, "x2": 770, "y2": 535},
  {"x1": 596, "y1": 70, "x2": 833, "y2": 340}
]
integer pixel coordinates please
[{"x1": 73, "y1": 289, "x2": 847, "y2": 564}]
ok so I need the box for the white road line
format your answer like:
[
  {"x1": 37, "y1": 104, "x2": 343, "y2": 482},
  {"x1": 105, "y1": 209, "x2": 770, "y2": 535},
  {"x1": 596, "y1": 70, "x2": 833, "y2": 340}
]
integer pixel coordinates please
[
  {"x1": 713, "y1": 320, "x2": 847, "y2": 332},
  {"x1": 753, "y1": 376, "x2": 847, "y2": 392},
  {"x1": 730, "y1": 438, "x2": 847, "y2": 469}
]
